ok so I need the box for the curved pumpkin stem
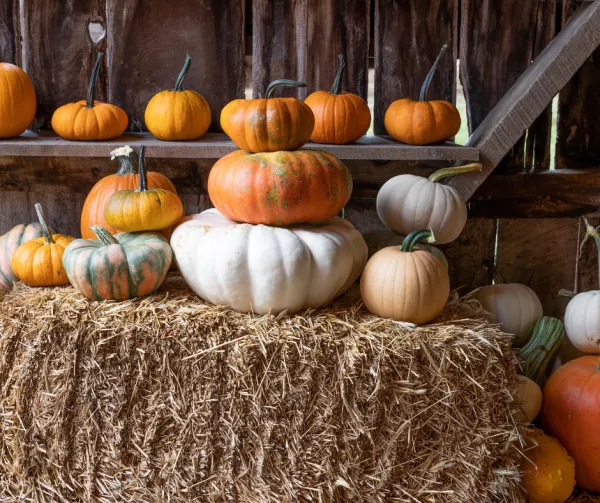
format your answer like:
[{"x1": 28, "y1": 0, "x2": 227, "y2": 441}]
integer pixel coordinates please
[
  {"x1": 330, "y1": 54, "x2": 346, "y2": 95},
  {"x1": 137, "y1": 145, "x2": 148, "y2": 192},
  {"x1": 428, "y1": 163, "x2": 482, "y2": 183},
  {"x1": 86, "y1": 52, "x2": 104, "y2": 109},
  {"x1": 34, "y1": 203, "x2": 54, "y2": 245},
  {"x1": 400, "y1": 229, "x2": 436, "y2": 252},
  {"x1": 265, "y1": 79, "x2": 306, "y2": 99},
  {"x1": 580, "y1": 216, "x2": 600, "y2": 290},
  {"x1": 482, "y1": 259, "x2": 504, "y2": 285},
  {"x1": 110, "y1": 145, "x2": 135, "y2": 175},
  {"x1": 91, "y1": 225, "x2": 119, "y2": 246},
  {"x1": 419, "y1": 44, "x2": 448, "y2": 102},
  {"x1": 174, "y1": 55, "x2": 191, "y2": 92}
]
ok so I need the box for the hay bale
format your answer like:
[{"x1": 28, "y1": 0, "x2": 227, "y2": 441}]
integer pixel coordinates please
[{"x1": 0, "y1": 275, "x2": 523, "y2": 502}]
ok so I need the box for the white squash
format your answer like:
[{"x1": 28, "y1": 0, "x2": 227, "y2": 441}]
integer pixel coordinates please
[
  {"x1": 376, "y1": 163, "x2": 481, "y2": 244},
  {"x1": 517, "y1": 375, "x2": 543, "y2": 423},
  {"x1": 171, "y1": 209, "x2": 368, "y2": 314}
]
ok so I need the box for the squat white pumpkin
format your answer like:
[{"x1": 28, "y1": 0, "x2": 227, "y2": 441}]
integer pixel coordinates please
[{"x1": 171, "y1": 209, "x2": 368, "y2": 314}]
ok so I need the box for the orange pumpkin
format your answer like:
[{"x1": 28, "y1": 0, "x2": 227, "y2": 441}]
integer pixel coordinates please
[
  {"x1": 384, "y1": 44, "x2": 460, "y2": 145},
  {"x1": 51, "y1": 52, "x2": 128, "y2": 141},
  {"x1": 207, "y1": 149, "x2": 352, "y2": 226},
  {"x1": 305, "y1": 55, "x2": 371, "y2": 144},
  {"x1": 0, "y1": 62, "x2": 36, "y2": 138},
  {"x1": 220, "y1": 79, "x2": 314, "y2": 152},
  {"x1": 80, "y1": 146, "x2": 177, "y2": 239}
]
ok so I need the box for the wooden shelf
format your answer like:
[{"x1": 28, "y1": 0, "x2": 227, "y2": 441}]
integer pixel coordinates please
[{"x1": 0, "y1": 131, "x2": 479, "y2": 162}]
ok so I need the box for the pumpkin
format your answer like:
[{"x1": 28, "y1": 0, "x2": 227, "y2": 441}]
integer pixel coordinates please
[
  {"x1": 11, "y1": 204, "x2": 74, "y2": 287},
  {"x1": 0, "y1": 62, "x2": 36, "y2": 138},
  {"x1": 63, "y1": 226, "x2": 172, "y2": 301},
  {"x1": 104, "y1": 146, "x2": 183, "y2": 232},
  {"x1": 208, "y1": 149, "x2": 352, "y2": 226},
  {"x1": 518, "y1": 376, "x2": 543, "y2": 423},
  {"x1": 362, "y1": 230, "x2": 448, "y2": 266},
  {"x1": 220, "y1": 79, "x2": 315, "y2": 152},
  {"x1": 144, "y1": 55, "x2": 211, "y2": 141},
  {"x1": 384, "y1": 44, "x2": 461, "y2": 145},
  {"x1": 171, "y1": 208, "x2": 368, "y2": 315},
  {"x1": 80, "y1": 146, "x2": 177, "y2": 239},
  {"x1": 304, "y1": 54, "x2": 371, "y2": 144},
  {"x1": 51, "y1": 52, "x2": 128, "y2": 141},
  {"x1": 360, "y1": 229, "x2": 450, "y2": 324},
  {"x1": 520, "y1": 429, "x2": 576, "y2": 503},
  {"x1": 470, "y1": 260, "x2": 543, "y2": 347},
  {"x1": 376, "y1": 163, "x2": 481, "y2": 244}
]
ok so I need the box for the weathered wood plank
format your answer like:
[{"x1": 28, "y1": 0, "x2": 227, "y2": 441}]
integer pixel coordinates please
[
  {"x1": 447, "y1": 0, "x2": 600, "y2": 200},
  {"x1": 252, "y1": 0, "x2": 370, "y2": 99},
  {"x1": 0, "y1": 0, "x2": 17, "y2": 64},
  {"x1": 575, "y1": 214, "x2": 600, "y2": 293},
  {"x1": 106, "y1": 0, "x2": 245, "y2": 132},
  {"x1": 374, "y1": 0, "x2": 458, "y2": 135}
]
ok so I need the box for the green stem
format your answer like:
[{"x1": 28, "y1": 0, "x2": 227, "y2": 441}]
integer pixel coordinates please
[
  {"x1": 265, "y1": 79, "x2": 306, "y2": 98},
  {"x1": 400, "y1": 229, "x2": 436, "y2": 252},
  {"x1": 86, "y1": 52, "x2": 104, "y2": 108},
  {"x1": 137, "y1": 145, "x2": 147, "y2": 192},
  {"x1": 174, "y1": 55, "x2": 191, "y2": 91},
  {"x1": 482, "y1": 259, "x2": 504, "y2": 284},
  {"x1": 581, "y1": 217, "x2": 600, "y2": 289},
  {"x1": 428, "y1": 163, "x2": 482, "y2": 183},
  {"x1": 419, "y1": 44, "x2": 448, "y2": 102},
  {"x1": 34, "y1": 203, "x2": 54, "y2": 245},
  {"x1": 91, "y1": 225, "x2": 119, "y2": 245},
  {"x1": 329, "y1": 54, "x2": 346, "y2": 95}
]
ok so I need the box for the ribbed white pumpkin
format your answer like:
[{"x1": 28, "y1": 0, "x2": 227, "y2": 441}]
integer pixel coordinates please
[{"x1": 171, "y1": 208, "x2": 368, "y2": 314}]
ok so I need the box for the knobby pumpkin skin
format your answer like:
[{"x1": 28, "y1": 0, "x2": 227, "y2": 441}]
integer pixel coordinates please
[
  {"x1": 305, "y1": 54, "x2": 370, "y2": 144},
  {"x1": 384, "y1": 44, "x2": 461, "y2": 145},
  {"x1": 63, "y1": 226, "x2": 172, "y2": 301},
  {"x1": 11, "y1": 204, "x2": 74, "y2": 287},
  {"x1": 145, "y1": 55, "x2": 211, "y2": 141},
  {"x1": 0, "y1": 62, "x2": 36, "y2": 138},
  {"x1": 221, "y1": 79, "x2": 315, "y2": 152},
  {"x1": 80, "y1": 146, "x2": 177, "y2": 239},
  {"x1": 208, "y1": 149, "x2": 352, "y2": 226},
  {"x1": 51, "y1": 52, "x2": 128, "y2": 141}
]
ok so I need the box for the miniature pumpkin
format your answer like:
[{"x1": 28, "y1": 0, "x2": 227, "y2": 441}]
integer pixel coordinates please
[
  {"x1": 63, "y1": 226, "x2": 172, "y2": 301},
  {"x1": 304, "y1": 54, "x2": 371, "y2": 144},
  {"x1": 520, "y1": 429, "x2": 575, "y2": 503},
  {"x1": 518, "y1": 376, "x2": 543, "y2": 423},
  {"x1": 208, "y1": 149, "x2": 352, "y2": 226},
  {"x1": 11, "y1": 204, "x2": 74, "y2": 287},
  {"x1": 362, "y1": 230, "x2": 448, "y2": 266},
  {"x1": 51, "y1": 52, "x2": 128, "y2": 141},
  {"x1": 360, "y1": 229, "x2": 450, "y2": 324},
  {"x1": 384, "y1": 44, "x2": 461, "y2": 145},
  {"x1": 220, "y1": 79, "x2": 315, "y2": 152},
  {"x1": 376, "y1": 163, "x2": 481, "y2": 244},
  {"x1": 80, "y1": 146, "x2": 177, "y2": 239},
  {"x1": 171, "y1": 208, "x2": 367, "y2": 314},
  {"x1": 144, "y1": 55, "x2": 211, "y2": 141},
  {"x1": 0, "y1": 62, "x2": 36, "y2": 138}
]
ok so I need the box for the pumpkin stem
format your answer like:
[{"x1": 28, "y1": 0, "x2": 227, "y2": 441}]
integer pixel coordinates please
[
  {"x1": 137, "y1": 146, "x2": 147, "y2": 192},
  {"x1": 419, "y1": 44, "x2": 448, "y2": 102},
  {"x1": 517, "y1": 317, "x2": 566, "y2": 384},
  {"x1": 34, "y1": 203, "x2": 54, "y2": 245},
  {"x1": 428, "y1": 163, "x2": 482, "y2": 183},
  {"x1": 580, "y1": 217, "x2": 600, "y2": 290},
  {"x1": 265, "y1": 79, "x2": 306, "y2": 99},
  {"x1": 400, "y1": 229, "x2": 436, "y2": 252},
  {"x1": 330, "y1": 54, "x2": 346, "y2": 95},
  {"x1": 482, "y1": 259, "x2": 504, "y2": 284},
  {"x1": 86, "y1": 52, "x2": 104, "y2": 109},
  {"x1": 174, "y1": 55, "x2": 192, "y2": 92},
  {"x1": 110, "y1": 146, "x2": 136, "y2": 175},
  {"x1": 90, "y1": 225, "x2": 120, "y2": 246}
]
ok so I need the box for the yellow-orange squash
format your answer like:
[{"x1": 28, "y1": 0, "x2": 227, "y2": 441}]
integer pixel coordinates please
[
  {"x1": 384, "y1": 45, "x2": 460, "y2": 145},
  {"x1": 51, "y1": 52, "x2": 128, "y2": 141},
  {"x1": 0, "y1": 62, "x2": 36, "y2": 138},
  {"x1": 144, "y1": 55, "x2": 211, "y2": 141},
  {"x1": 305, "y1": 54, "x2": 371, "y2": 144},
  {"x1": 220, "y1": 79, "x2": 314, "y2": 152}
]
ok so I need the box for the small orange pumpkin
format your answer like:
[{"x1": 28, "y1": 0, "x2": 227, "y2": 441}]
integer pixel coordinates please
[
  {"x1": 305, "y1": 54, "x2": 371, "y2": 144},
  {"x1": 0, "y1": 62, "x2": 36, "y2": 138},
  {"x1": 384, "y1": 44, "x2": 460, "y2": 145},
  {"x1": 51, "y1": 52, "x2": 128, "y2": 141},
  {"x1": 220, "y1": 79, "x2": 315, "y2": 152}
]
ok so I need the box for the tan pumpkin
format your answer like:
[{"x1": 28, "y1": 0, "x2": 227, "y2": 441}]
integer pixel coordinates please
[{"x1": 0, "y1": 62, "x2": 36, "y2": 138}]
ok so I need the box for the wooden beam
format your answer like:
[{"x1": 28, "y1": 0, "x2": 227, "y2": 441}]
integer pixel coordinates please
[{"x1": 446, "y1": 0, "x2": 600, "y2": 200}]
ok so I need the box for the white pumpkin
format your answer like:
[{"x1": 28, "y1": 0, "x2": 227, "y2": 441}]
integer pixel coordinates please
[
  {"x1": 517, "y1": 375, "x2": 543, "y2": 423},
  {"x1": 564, "y1": 291, "x2": 600, "y2": 353},
  {"x1": 376, "y1": 164, "x2": 481, "y2": 245},
  {"x1": 171, "y1": 209, "x2": 368, "y2": 314}
]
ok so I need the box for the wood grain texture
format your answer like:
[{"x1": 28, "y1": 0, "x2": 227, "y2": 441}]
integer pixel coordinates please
[
  {"x1": 0, "y1": 0, "x2": 17, "y2": 64},
  {"x1": 252, "y1": 0, "x2": 370, "y2": 99},
  {"x1": 374, "y1": 0, "x2": 458, "y2": 135},
  {"x1": 575, "y1": 214, "x2": 600, "y2": 295},
  {"x1": 447, "y1": 0, "x2": 600, "y2": 201},
  {"x1": 106, "y1": 0, "x2": 245, "y2": 132}
]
